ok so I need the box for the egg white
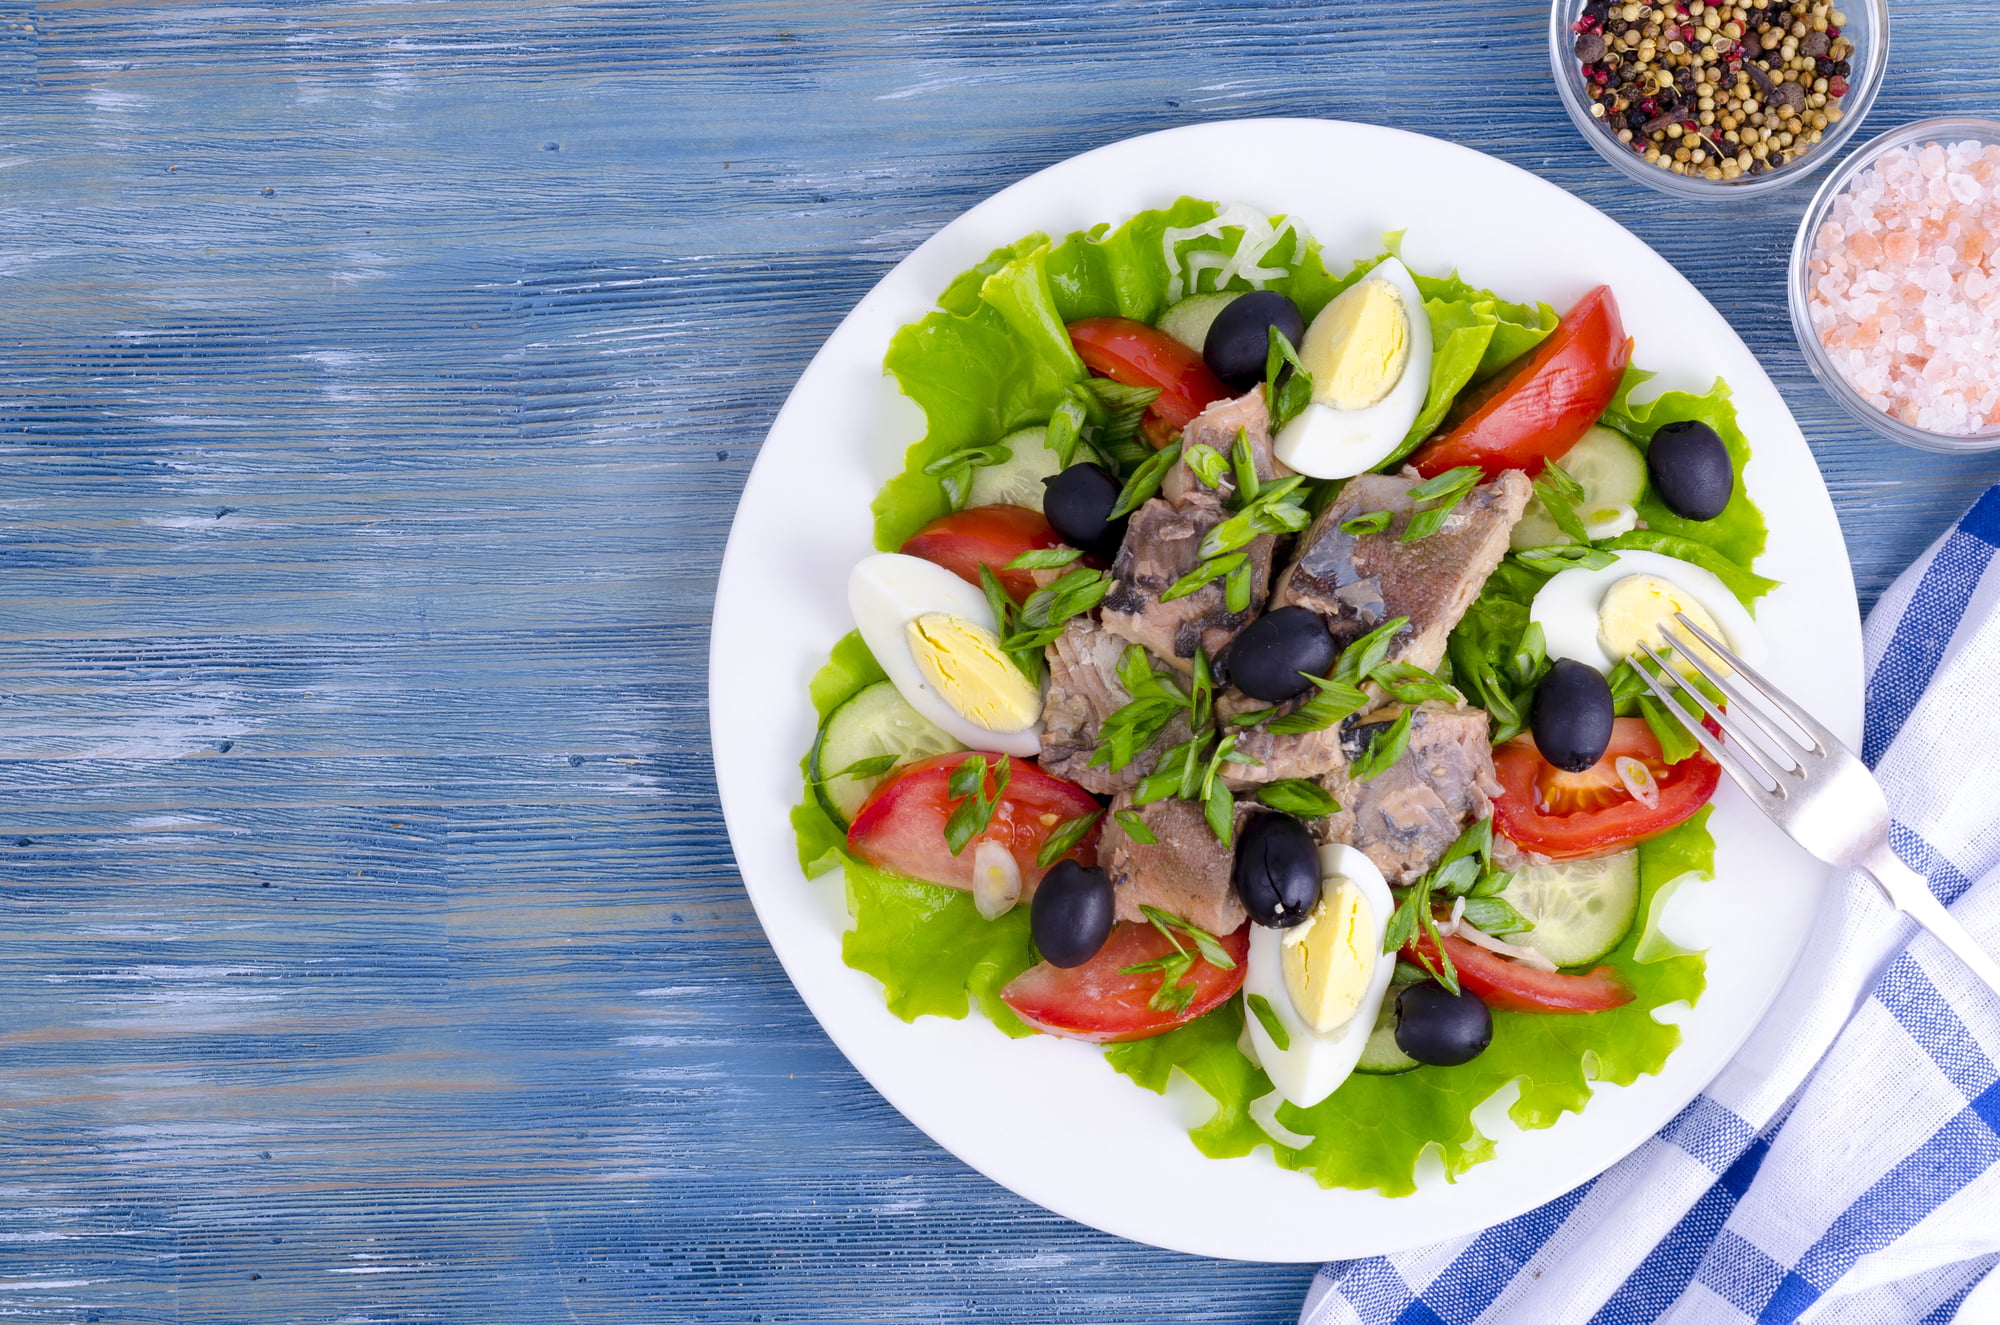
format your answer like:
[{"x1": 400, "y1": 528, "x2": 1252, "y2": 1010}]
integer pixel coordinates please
[
  {"x1": 1272, "y1": 256, "x2": 1434, "y2": 480},
  {"x1": 1530, "y1": 549, "x2": 1766, "y2": 676},
  {"x1": 848, "y1": 553, "x2": 1043, "y2": 757},
  {"x1": 1243, "y1": 843, "x2": 1396, "y2": 1110}
]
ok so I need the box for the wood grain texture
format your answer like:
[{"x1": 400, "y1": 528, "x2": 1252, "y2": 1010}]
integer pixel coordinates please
[{"x1": 1, "y1": 1, "x2": 1996, "y2": 1321}]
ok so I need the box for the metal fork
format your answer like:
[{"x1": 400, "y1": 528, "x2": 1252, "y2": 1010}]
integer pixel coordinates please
[{"x1": 1632, "y1": 612, "x2": 2000, "y2": 998}]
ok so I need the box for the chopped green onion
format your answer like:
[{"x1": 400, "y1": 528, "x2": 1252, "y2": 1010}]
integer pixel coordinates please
[
  {"x1": 1255, "y1": 779, "x2": 1340, "y2": 817},
  {"x1": 1247, "y1": 993, "x2": 1291, "y2": 1051},
  {"x1": 1350, "y1": 707, "x2": 1414, "y2": 782},
  {"x1": 1035, "y1": 808, "x2": 1105, "y2": 868}
]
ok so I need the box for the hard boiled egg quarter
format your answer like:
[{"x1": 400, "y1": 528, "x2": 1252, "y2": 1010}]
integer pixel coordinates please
[
  {"x1": 1530, "y1": 549, "x2": 1765, "y2": 677},
  {"x1": 1272, "y1": 257, "x2": 1434, "y2": 480},
  {"x1": 849, "y1": 553, "x2": 1043, "y2": 758},
  {"x1": 1244, "y1": 843, "x2": 1396, "y2": 1110}
]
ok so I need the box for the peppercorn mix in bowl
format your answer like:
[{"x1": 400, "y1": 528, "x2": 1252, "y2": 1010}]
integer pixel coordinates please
[
  {"x1": 1791, "y1": 117, "x2": 2000, "y2": 451},
  {"x1": 1549, "y1": 0, "x2": 1887, "y2": 198}
]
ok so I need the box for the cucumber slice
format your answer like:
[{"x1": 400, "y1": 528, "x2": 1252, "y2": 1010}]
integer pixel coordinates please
[
  {"x1": 810, "y1": 681, "x2": 964, "y2": 829},
  {"x1": 1157, "y1": 292, "x2": 1242, "y2": 352},
  {"x1": 965, "y1": 426, "x2": 1066, "y2": 511},
  {"x1": 1498, "y1": 849, "x2": 1640, "y2": 968},
  {"x1": 1510, "y1": 425, "x2": 1648, "y2": 549},
  {"x1": 1354, "y1": 998, "x2": 1421, "y2": 1075}
]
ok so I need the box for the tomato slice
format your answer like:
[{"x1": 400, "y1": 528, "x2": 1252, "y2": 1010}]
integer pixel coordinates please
[
  {"x1": 1067, "y1": 317, "x2": 1231, "y2": 448},
  {"x1": 900, "y1": 505, "x2": 1065, "y2": 603},
  {"x1": 846, "y1": 753, "x2": 1102, "y2": 892},
  {"x1": 1406, "y1": 931, "x2": 1632, "y2": 1013},
  {"x1": 1000, "y1": 920, "x2": 1250, "y2": 1043},
  {"x1": 1410, "y1": 285, "x2": 1634, "y2": 479},
  {"x1": 1491, "y1": 717, "x2": 1720, "y2": 860}
]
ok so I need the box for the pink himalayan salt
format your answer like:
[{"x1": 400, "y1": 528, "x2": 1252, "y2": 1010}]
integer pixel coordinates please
[{"x1": 1808, "y1": 140, "x2": 2000, "y2": 436}]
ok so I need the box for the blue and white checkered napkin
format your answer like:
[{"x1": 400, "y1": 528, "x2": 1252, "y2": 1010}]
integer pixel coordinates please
[{"x1": 1301, "y1": 486, "x2": 2000, "y2": 1325}]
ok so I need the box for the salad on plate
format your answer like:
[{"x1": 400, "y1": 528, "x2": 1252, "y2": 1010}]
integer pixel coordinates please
[{"x1": 790, "y1": 199, "x2": 1773, "y2": 1197}]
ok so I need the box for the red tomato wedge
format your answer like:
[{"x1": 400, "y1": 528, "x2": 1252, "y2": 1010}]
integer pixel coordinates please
[
  {"x1": 1491, "y1": 717, "x2": 1720, "y2": 860},
  {"x1": 1067, "y1": 317, "x2": 1231, "y2": 448},
  {"x1": 1000, "y1": 919, "x2": 1251, "y2": 1043},
  {"x1": 1410, "y1": 285, "x2": 1633, "y2": 479},
  {"x1": 900, "y1": 505, "x2": 1065, "y2": 603},
  {"x1": 1405, "y1": 931, "x2": 1632, "y2": 1014},
  {"x1": 846, "y1": 752, "x2": 1101, "y2": 892}
]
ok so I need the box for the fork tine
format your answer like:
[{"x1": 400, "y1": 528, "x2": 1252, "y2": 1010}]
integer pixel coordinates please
[
  {"x1": 1632, "y1": 641, "x2": 1785, "y2": 797},
  {"x1": 1659, "y1": 624, "x2": 1813, "y2": 774},
  {"x1": 1666, "y1": 612, "x2": 1832, "y2": 756}
]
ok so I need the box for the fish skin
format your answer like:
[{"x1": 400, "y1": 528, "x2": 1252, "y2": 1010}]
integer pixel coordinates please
[
  {"x1": 1272, "y1": 469, "x2": 1531, "y2": 673},
  {"x1": 1038, "y1": 618, "x2": 1191, "y2": 796},
  {"x1": 1100, "y1": 791, "x2": 1249, "y2": 937},
  {"x1": 1100, "y1": 492, "x2": 1274, "y2": 674}
]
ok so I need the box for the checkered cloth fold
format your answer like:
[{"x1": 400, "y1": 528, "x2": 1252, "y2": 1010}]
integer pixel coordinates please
[{"x1": 1301, "y1": 487, "x2": 2000, "y2": 1325}]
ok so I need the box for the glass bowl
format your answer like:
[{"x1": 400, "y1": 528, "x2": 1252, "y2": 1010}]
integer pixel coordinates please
[
  {"x1": 1789, "y1": 117, "x2": 2000, "y2": 452},
  {"x1": 1549, "y1": 0, "x2": 1888, "y2": 199}
]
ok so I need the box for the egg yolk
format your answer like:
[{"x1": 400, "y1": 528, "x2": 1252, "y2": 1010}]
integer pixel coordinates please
[
  {"x1": 1596, "y1": 574, "x2": 1728, "y2": 677},
  {"x1": 1281, "y1": 876, "x2": 1376, "y2": 1035},
  {"x1": 906, "y1": 613, "x2": 1042, "y2": 733},
  {"x1": 1300, "y1": 277, "x2": 1410, "y2": 411}
]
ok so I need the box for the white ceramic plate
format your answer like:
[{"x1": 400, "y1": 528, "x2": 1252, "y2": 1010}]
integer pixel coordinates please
[{"x1": 709, "y1": 119, "x2": 1863, "y2": 1262}]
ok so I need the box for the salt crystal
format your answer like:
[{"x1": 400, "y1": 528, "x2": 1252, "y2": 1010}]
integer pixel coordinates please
[{"x1": 1806, "y1": 142, "x2": 2000, "y2": 436}]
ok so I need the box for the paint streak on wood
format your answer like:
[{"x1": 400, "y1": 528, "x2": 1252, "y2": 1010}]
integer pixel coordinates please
[{"x1": 1, "y1": 1, "x2": 1995, "y2": 1321}]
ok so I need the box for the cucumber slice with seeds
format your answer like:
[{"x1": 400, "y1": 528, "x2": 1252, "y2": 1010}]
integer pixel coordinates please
[
  {"x1": 966, "y1": 426, "x2": 1067, "y2": 511},
  {"x1": 1157, "y1": 291, "x2": 1243, "y2": 353},
  {"x1": 1498, "y1": 849, "x2": 1640, "y2": 969},
  {"x1": 810, "y1": 681, "x2": 964, "y2": 830},
  {"x1": 1510, "y1": 425, "x2": 1648, "y2": 549}
]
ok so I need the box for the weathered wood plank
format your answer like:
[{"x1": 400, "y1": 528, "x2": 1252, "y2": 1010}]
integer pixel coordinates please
[{"x1": 2, "y1": 1, "x2": 1996, "y2": 1320}]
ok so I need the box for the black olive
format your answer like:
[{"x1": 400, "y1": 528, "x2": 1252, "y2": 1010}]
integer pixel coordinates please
[
  {"x1": 1232, "y1": 812, "x2": 1321, "y2": 928},
  {"x1": 1647, "y1": 420, "x2": 1734, "y2": 521},
  {"x1": 1041, "y1": 463, "x2": 1127, "y2": 560},
  {"x1": 1031, "y1": 860, "x2": 1116, "y2": 968},
  {"x1": 1220, "y1": 607, "x2": 1338, "y2": 703},
  {"x1": 1202, "y1": 290, "x2": 1306, "y2": 392},
  {"x1": 1531, "y1": 658, "x2": 1615, "y2": 773},
  {"x1": 1394, "y1": 982, "x2": 1492, "y2": 1066}
]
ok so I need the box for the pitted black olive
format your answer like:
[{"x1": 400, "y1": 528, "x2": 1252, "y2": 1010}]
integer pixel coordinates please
[
  {"x1": 1221, "y1": 607, "x2": 1339, "y2": 703},
  {"x1": 1394, "y1": 981, "x2": 1493, "y2": 1066},
  {"x1": 1232, "y1": 812, "x2": 1321, "y2": 928},
  {"x1": 1031, "y1": 860, "x2": 1116, "y2": 968},
  {"x1": 1203, "y1": 290, "x2": 1306, "y2": 392},
  {"x1": 1041, "y1": 463, "x2": 1128, "y2": 560},
  {"x1": 1531, "y1": 658, "x2": 1616, "y2": 773},
  {"x1": 1646, "y1": 420, "x2": 1734, "y2": 521}
]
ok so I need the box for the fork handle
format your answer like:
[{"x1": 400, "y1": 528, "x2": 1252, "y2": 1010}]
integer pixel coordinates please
[{"x1": 1864, "y1": 842, "x2": 2000, "y2": 1001}]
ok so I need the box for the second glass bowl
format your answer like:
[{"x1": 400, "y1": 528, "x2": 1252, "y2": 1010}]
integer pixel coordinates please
[
  {"x1": 1549, "y1": 0, "x2": 1888, "y2": 199},
  {"x1": 1790, "y1": 117, "x2": 2000, "y2": 453}
]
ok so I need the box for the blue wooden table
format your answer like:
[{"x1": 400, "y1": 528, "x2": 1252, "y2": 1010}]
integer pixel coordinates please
[{"x1": 5, "y1": 3, "x2": 1998, "y2": 1321}]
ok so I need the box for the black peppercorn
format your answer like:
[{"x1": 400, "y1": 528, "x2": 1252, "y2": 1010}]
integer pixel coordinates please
[
  {"x1": 1815, "y1": 56, "x2": 1835, "y2": 76},
  {"x1": 1833, "y1": 59, "x2": 1850, "y2": 75}
]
